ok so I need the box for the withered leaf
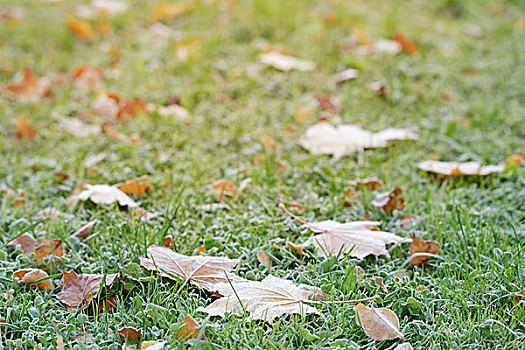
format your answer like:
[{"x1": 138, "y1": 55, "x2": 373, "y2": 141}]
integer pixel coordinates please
[
  {"x1": 177, "y1": 314, "x2": 208, "y2": 342},
  {"x1": 15, "y1": 115, "x2": 37, "y2": 139},
  {"x1": 152, "y1": 1, "x2": 195, "y2": 22},
  {"x1": 355, "y1": 303, "x2": 404, "y2": 340},
  {"x1": 334, "y1": 68, "x2": 359, "y2": 84},
  {"x1": 72, "y1": 220, "x2": 98, "y2": 239},
  {"x1": 409, "y1": 234, "x2": 440, "y2": 267},
  {"x1": 353, "y1": 178, "x2": 384, "y2": 190},
  {"x1": 35, "y1": 239, "x2": 63, "y2": 269},
  {"x1": 256, "y1": 251, "x2": 272, "y2": 268},
  {"x1": 13, "y1": 268, "x2": 52, "y2": 290},
  {"x1": 4, "y1": 68, "x2": 51, "y2": 101},
  {"x1": 197, "y1": 275, "x2": 320, "y2": 322},
  {"x1": 65, "y1": 15, "x2": 94, "y2": 41},
  {"x1": 259, "y1": 52, "x2": 316, "y2": 72},
  {"x1": 56, "y1": 270, "x2": 119, "y2": 310},
  {"x1": 118, "y1": 327, "x2": 142, "y2": 344},
  {"x1": 371, "y1": 187, "x2": 405, "y2": 213},
  {"x1": 78, "y1": 184, "x2": 139, "y2": 207},
  {"x1": 300, "y1": 123, "x2": 416, "y2": 159},
  {"x1": 416, "y1": 160, "x2": 505, "y2": 176},
  {"x1": 119, "y1": 180, "x2": 153, "y2": 197},
  {"x1": 394, "y1": 31, "x2": 418, "y2": 55},
  {"x1": 139, "y1": 245, "x2": 243, "y2": 292},
  {"x1": 7, "y1": 233, "x2": 38, "y2": 253}
]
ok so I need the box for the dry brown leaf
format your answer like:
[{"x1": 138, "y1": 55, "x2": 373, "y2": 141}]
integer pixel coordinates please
[
  {"x1": 13, "y1": 268, "x2": 52, "y2": 290},
  {"x1": 300, "y1": 123, "x2": 416, "y2": 159},
  {"x1": 355, "y1": 303, "x2": 404, "y2": 340},
  {"x1": 163, "y1": 235, "x2": 173, "y2": 248},
  {"x1": 177, "y1": 314, "x2": 208, "y2": 342},
  {"x1": 294, "y1": 104, "x2": 315, "y2": 125},
  {"x1": 409, "y1": 234, "x2": 440, "y2": 267},
  {"x1": 4, "y1": 68, "x2": 51, "y2": 101},
  {"x1": 56, "y1": 270, "x2": 119, "y2": 310},
  {"x1": 65, "y1": 15, "x2": 94, "y2": 41},
  {"x1": 399, "y1": 214, "x2": 419, "y2": 229},
  {"x1": 258, "y1": 134, "x2": 280, "y2": 155},
  {"x1": 506, "y1": 151, "x2": 524, "y2": 165},
  {"x1": 371, "y1": 187, "x2": 405, "y2": 213},
  {"x1": 93, "y1": 94, "x2": 119, "y2": 116},
  {"x1": 15, "y1": 115, "x2": 37, "y2": 139},
  {"x1": 152, "y1": 1, "x2": 195, "y2": 22},
  {"x1": 197, "y1": 275, "x2": 320, "y2": 322},
  {"x1": 212, "y1": 179, "x2": 236, "y2": 201},
  {"x1": 0, "y1": 318, "x2": 5, "y2": 333},
  {"x1": 416, "y1": 160, "x2": 506, "y2": 176},
  {"x1": 35, "y1": 239, "x2": 63, "y2": 270},
  {"x1": 7, "y1": 233, "x2": 38, "y2": 253},
  {"x1": 102, "y1": 121, "x2": 130, "y2": 143},
  {"x1": 259, "y1": 52, "x2": 316, "y2": 72},
  {"x1": 353, "y1": 178, "x2": 384, "y2": 190},
  {"x1": 287, "y1": 241, "x2": 303, "y2": 255},
  {"x1": 353, "y1": 25, "x2": 372, "y2": 46},
  {"x1": 94, "y1": 296, "x2": 118, "y2": 314},
  {"x1": 116, "y1": 98, "x2": 147, "y2": 121},
  {"x1": 55, "y1": 329, "x2": 64, "y2": 350},
  {"x1": 118, "y1": 327, "x2": 142, "y2": 344},
  {"x1": 256, "y1": 251, "x2": 272, "y2": 268},
  {"x1": 139, "y1": 245, "x2": 243, "y2": 292},
  {"x1": 394, "y1": 32, "x2": 418, "y2": 55},
  {"x1": 120, "y1": 180, "x2": 153, "y2": 197},
  {"x1": 72, "y1": 220, "x2": 98, "y2": 240}
]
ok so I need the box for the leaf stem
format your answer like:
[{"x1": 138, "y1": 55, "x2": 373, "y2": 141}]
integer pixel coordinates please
[
  {"x1": 278, "y1": 203, "x2": 327, "y2": 233},
  {"x1": 307, "y1": 294, "x2": 380, "y2": 305}
]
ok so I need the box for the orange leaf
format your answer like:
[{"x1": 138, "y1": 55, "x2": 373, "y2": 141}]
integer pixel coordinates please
[
  {"x1": 35, "y1": 239, "x2": 63, "y2": 270},
  {"x1": 353, "y1": 25, "x2": 372, "y2": 46},
  {"x1": 177, "y1": 314, "x2": 207, "y2": 342},
  {"x1": 256, "y1": 251, "x2": 272, "y2": 268},
  {"x1": 116, "y1": 98, "x2": 147, "y2": 121},
  {"x1": 152, "y1": 1, "x2": 195, "y2": 22},
  {"x1": 394, "y1": 31, "x2": 417, "y2": 55},
  {"x1": 65, "y1": 16, "x2": 94, "y2": 41},
  {"x1": 118, "y1": 327, "x2": 142, "y2": 344},
  {"x1": 409, "y1": 234, "x2": 440, "y2": 267},
  {"x1": 15, "y1": 115, "x2": 37, "y2": 139},
  {"x1": 119, "y1": 180, "x2": 152, "y2": 197},
  {"x1": 14, "y1": 268, "x2": 52, "y2": 290}
]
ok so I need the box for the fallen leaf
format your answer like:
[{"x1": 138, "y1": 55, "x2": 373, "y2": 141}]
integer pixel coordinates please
[
  {"x1": 15, "y1": 115, "x2": 37, "y2": 139},
  {"x1": 394, "y1": 32, "x2": 418, "y2": 55},
  {"x1": 34, "y1": 207, "x2": 63, "y2": 221},
  {"x1": 256, "y1": 251, "x2": 272, "y2": 268},
  {"x1": 35, "y1": 239, "x2": 64, "y2": 269},
  {"x1": 92, "y1": 0, "x2": 128, "y2": 15},
  {"x1": 58, "y1": 117, "x2": 101, "y2": 137},
  {"x1": 56, "y1": 270, "x2": 119, "y2": 310},
  {"x1": 287, "y1": 241, "x2": 303, "y2": 255},
  {"x1": 212, "y1": 179, "x2": 236, "y2": 201},
  {"x1": 93, "y1": 94, "x2": 119, "y2": 117},
  {"x1": 409, "y1": 234, "x2": 440, "y2": 267},
  {"x1": 300, "y1": 123, "x2": 416, "y2": 159},
  {"x1": 94, "y1": 296, "x2": 117, "y2": 314},
  {"x1": 119, "y1": 327, "x2": 142, "y2": 344},
  {"x1": 120, "y1": 180, "x2": 153, "y2": 197},
  {"x1": 3, "y1": 68, "x2": 51, "y2": 101},
  {"x1": 506, "y1": 151, "x2": 523, "y2": 165},
  {"x1": 72, "y1": 220, "x2": 98, "y2": 239},
  {"x1": 65, "y1": 15, "x2": 94, "y2": 41},
  {"x1": 375, "y1": 277, "x2": 388, "y2": 294},
  {"x1": 7, "y1": 233, "x2": 38, "y2": 253},
  {"x1": 355, "y1": 303, "x2": 403, "y2": 340},
  {"x1": 139, "y1": 245, "x2": 243, "y2": 292},
  {"x1": 55, "y1": 329, "x2": 64, "y2": 350},
  {"x1": 116, "y1": 98, "x2": 147, "y2": 121},
  {"x1": 394, "y1": 343, "x2": 413, "y2": 350},
  {"x1": 334, "y1": 68, "x2": 359, "y2": 84},
  {"x1": 369, "y1": 81, "x2": 388, "y2": 97},
  {"x1": 83, "y1": 153, "x2": 107, "y2": 168},
  {"x1": 259, "y1": 52, "x2": 316, "y2": 72},
  {"x1": 399, "y1": 214, "x2": 419, "y2": 229},
  {"x1": 353, "y1": 25, "x2": 372, "y2": 46},
  {"x1": 141, "y1": 341, "x2": 167, "y2": 349},
  {"x1": 148, "y1": 104, "x2": 190, "y2": 120},
  {"x1": 353, "y1": 178, "x2": 384, "y2": 190},
  {"x1": 0, "y1": 318, "x2": 5, "y2": 332},
  {"x1": 13, "y1": 268, "x2": 52, "y2": 290},
  {"x1": 371, "y1": 187, "x2": 405, "y2": 213},
  {"x1": 177, "y1": 314, "x2": 208, "y2": 342},
  {"x1": 152, "y1": 1, "x2": 195, "y2": 22},
  {"x1": 416, "y1": 160, "x2": 506, "y2": 176},
  {"x1": 197, "y1": 275, "x2": 320, "y2": 322},
  {"x1": 371, "y1": 39, "x2": 402, "y2": 55},
  {"x1": 78, "y1": 184, "x2": 139, "y2": 207},
  {"x1": 294, "y1": 104, "x2": 315, "y2": 125},
  {"x1": 258, "y1": 134, "x2": 280, "y2": 155},
  {"x1": 72, "y1": 66, "x2": 103, "y2": 89}
]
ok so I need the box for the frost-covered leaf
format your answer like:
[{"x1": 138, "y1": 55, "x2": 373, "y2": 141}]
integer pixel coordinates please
[
  {"x1": 355, "y1": 303, "x2": 403, "y2": 340},
  {"x1": 259, "y1": 52, "x2": 316, "y2": 72},
  {"x1": 78, "y1": 184, "x2": 139, "y2": 207},
  {"x1": 56, "y1": 270, "x2": 119, "y2": 310},
  {"x1": 409, "y1": 234, "x2": 440, "y2": 267},
  {"x1": 14, "y1": 268, "x2": 52, "y2": 290},
  {"x1": 139, "y1": 245, "x2": 242, "y2": 292},
  {"x1": 7, "y1": 233, "x2": 38, "y2": 253},
  {"x1": 300, "y1": 123, "x2": 416, "y2": 159},
  {"x1": 197, "y1": 275, "x2": 319, "y2": 322},
  {"x1": 416, "y1": 160, "x2": 505, "y2": 176}
]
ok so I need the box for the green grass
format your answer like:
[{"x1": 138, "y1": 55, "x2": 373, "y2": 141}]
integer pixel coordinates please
[{"x1": 1, "y1": 0, "x2": 524, "y2": 349}]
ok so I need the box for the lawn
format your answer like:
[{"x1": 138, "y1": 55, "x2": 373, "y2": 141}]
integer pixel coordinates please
[{"x1": 0, "y1": 0, "x2": 524, "y2": 349}]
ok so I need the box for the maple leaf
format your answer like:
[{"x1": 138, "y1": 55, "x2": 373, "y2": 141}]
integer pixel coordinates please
[
  {"x1": 416, "y1": 160, "x2": 506, "y2": 176},
  {"x1": 177, "y1": 314, "x2": 208, "y2": 342},
  {"x1": 119, "y1": 327, "x2": 142, "y2": 344},
  {"x1": 7, "y1": 233, "x2": 38, "y2": 253},
  {"x1": 56, "y1": 270, "x2": 119, "y2": 310},
  {"x1": 371, "y1": 186, "x2": 405, "y2": 213},
  {"x1": 119, "y1": 179, "x2": 153, "y2": 197},
  {"x1": 409, "y1": 234, "x2": 440, "y2": 267},
  {"x1": 3, "y1": 68, "x2": 51, "y2": 101},
  {"x1": 14, "y1": 268, "x2": 52, "y2": 290},
  {"x1": 300, "y1": 123, "x2": 416, "y2": 159},
  {"x1": 139, "y1": 245, "x2": 243, "y2": 292},
  {"x1": 259, "y1": 52, "x2": 316, "y2": 72},
  {"x1": 197, "y1": 275, "x2": 320, "y2": 322},
  {"x1": 35, "y1": 239, "x2": 63, "y2": 270},
  {"x1": 77, "y1": 184, "x2": 139, "y2": 207},
  {"x1": 280, "y1": 204, "x2": 409, "y2": 259},
  {"x1": 355, "y1": 303, "x2": 404, "y2": 340}
]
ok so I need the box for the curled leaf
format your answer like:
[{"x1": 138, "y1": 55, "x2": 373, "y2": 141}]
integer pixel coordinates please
[{"x1": 14, "y1": 268, "x2": 52, "y2": 290}]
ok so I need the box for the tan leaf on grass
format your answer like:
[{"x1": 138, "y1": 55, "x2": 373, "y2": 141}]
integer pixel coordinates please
[
  {"x1": 141, "y1": 341, "x2": 167, "y2": 349},
  {"x1": 371, "y1": 186, "x2": 405, "y2": 213},
  {"x1": 35, "y1": 239, "x2": 63, "y2": 269},
  {"x1": 58, "y1": 117, "x2": 101, "y2": 137},
  {"x1": 355, "y1": 303, "x2": 404, "y2": 340},
  {"x1": 409, "y1": 234, "x2": 440, "y2": 267},
  {"x1": 147, "y1": 103, "x2": 191, "y2": 120},
  {"x1": 13, "y1": 268, "x2": 52, "y2": 290},
  {"x1": 3, "y1": 68, "x2": 51, "y2": 101},
  {"x1": 259, "y1": 52, "x2": 316, "y2": 72},
  {"x1": 118, "y1": 327, "x2": 142, "y2": 344},
  {"x1": 139, "y1": 245, "x2": 243, "y2": 292},
  {"x1": 334, "y1": 68, "x2": 359, "y2": 84},
  {"x1": 197, "y1": 275, "x2": 320, "y2": 322},
  {"x1": 7, "y1": 233, "x2": 38, "y2": 253},
  {"x1": 152, "y1": 1, "x2": 195, "y2": 22},
  {"x1": 65, "y1": 15, "x2": 94, "y2": 41},
  {"x1": 92, "y1": 0, "x2": 128, "y2": 15},
  {"x1": 56, "y1": 270, "x2": 119, "y2": 310},
  {"x1": 258, "y1": 134, "x2": 280, "y2": 155},
  {"x1": 78, "y1": 184, "x2": 139, "y2": 207},
  {"x1": 394, "y1": 32, "x2": 418, "y2": 55},
  {"x1": 102, "y1": 121, "x2": 134, "y2": 143},
  {"x1": 177, "y1": 314, "x2": 208, "y2": 342},
  {"x1": 93, "y1": 94, "x2": 119, "y2": 116},
  {"x1": 72, "y1": 66, "x2": 103, "y2": 90},
  {"x1": 120, "y1": 180, "x2": 153, "y2": 197},
  {"x1": 71, "y1": 220, "x2": 98, "y2": 239},
  {"x1": 15, "y1": 115, "x2": 37, "y2": 139},
  {"x1": 256, "y1": 251, "x2": 272, "y2": 268},
  {"x1": 300, "y1": 123, "x2": 416, "y2": 159},
  {"x1": 416, "y1": 160, "x2": 506, "y2": 176},
  {"x1": 212, "y1": 179, "x2": 236, "y2": 201},
  {"x1": 399, "y1": 214, "x2": 419, "y2": 229}
]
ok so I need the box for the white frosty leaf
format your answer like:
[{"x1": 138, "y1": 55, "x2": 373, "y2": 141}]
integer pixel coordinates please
[
  {"x1": 259, "y1": 52, "x2": 316, "y2": 72},
  {"x1": 78, "y1": 184, "x2": 138, "y2": 207}
]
